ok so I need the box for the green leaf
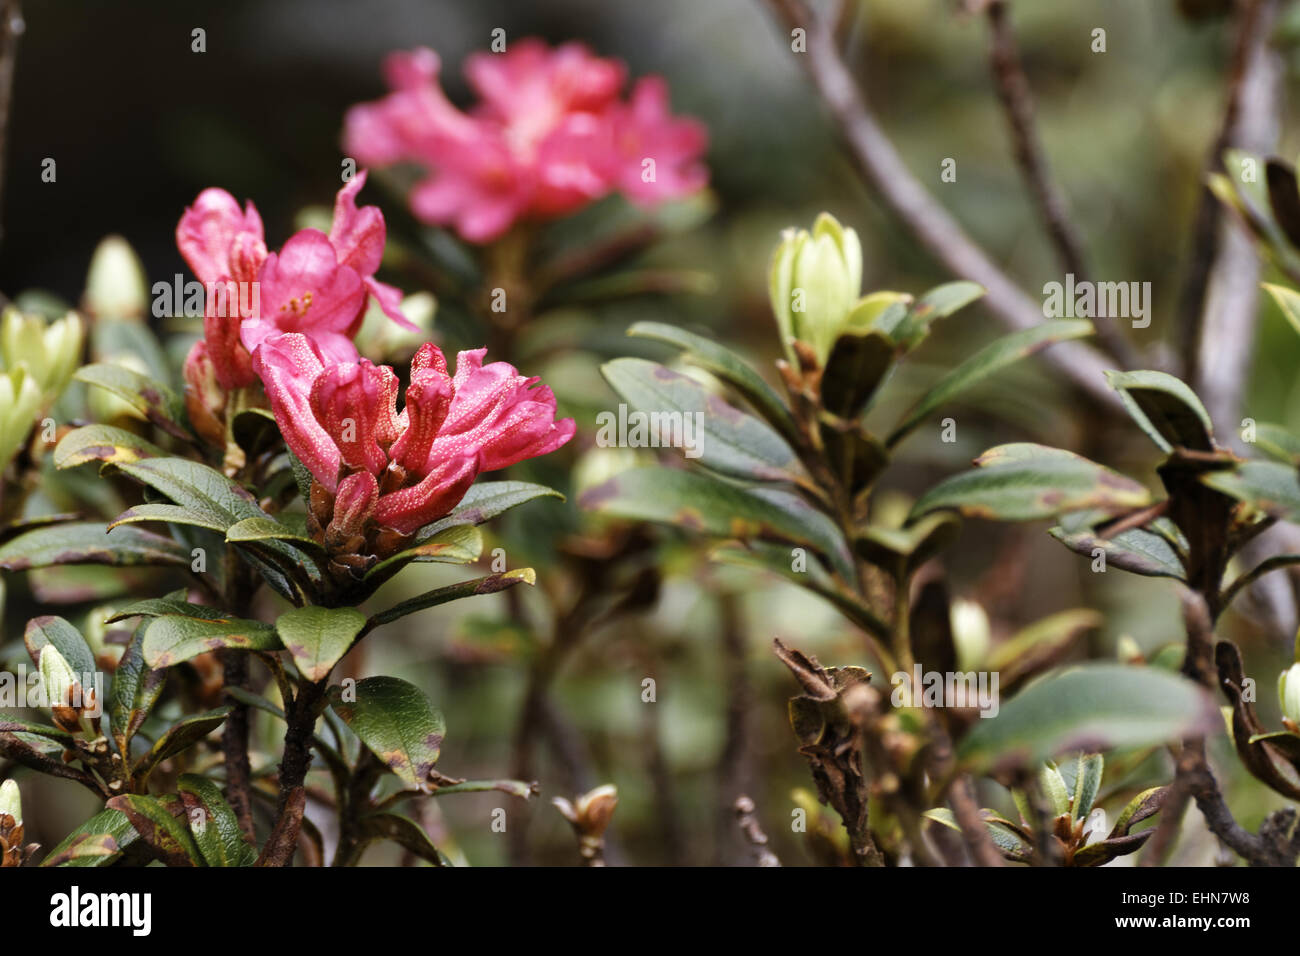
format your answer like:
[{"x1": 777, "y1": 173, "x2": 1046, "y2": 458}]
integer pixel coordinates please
[
  {"x1": 53, "y1": 424, "x2": 165, "y2": 468},
  {"x1": 75, "y1": 363, "x2": 190, "y2": 440},
  {"x1": 910, "y1": 444, "x2": 1151, "y2": 522},
  {"x1": 142, "y1": 615, "x2": 282, "y2": 669},
  {"x1": 39, "y1": 833, "x2": 122, "y2": 867},
  {"x1": 426, "y1": 778, "x2": 538, "y2": 798},
  {"x1": 24, "y1": 615, "x2": 96, "y2": 678},
  {"x1": 887, "y1": 320, "x2": 1093, "y2": 447},
  {"x1": 1072, "y1": 832, "x2": 1153, "y2": 867},
  {"x1": 327, "y1": 677, "x2": 446, "y2": 789},
  {"x1": 0, "y1": 521, "x2": 190, "y2": 571},
  {"x1": 41, "y1": 808, "x2": 137, "y2": 868},
  {"x1": 105, "y1": 794, "x2": 204, "y2": 866},
  {"x1": 958, "y1": 663, "x2": 1221, "y2": 772},
  {"x1": 363, "y1": 524, "x2": 484, "y2": 592},
  {"x1": 415, "y1": 481, "x2": 563, "y2": 539},
  {"x1": 602, "y1": 358, "x2": 805, "y2": 484},
  {"x1": 923, "y1": 808, "x2": 1033, "y2": 863},
  {"x1": 108, "y1": 596, "x2": 232, "y2": 623},
  {"x1": 114, "y1": 458, "x2": 267, "y2": 532},
  {"x1": 1250, "y1": 421, "x2": 1300, "y2": 464},
  {"x1": 134, "y1": 708, "x2": 232, "y2": 783},
  {"x1": 1105, "y1": 370, "x2": 1215, "y2": 453},
  {"x1": 627, "y1": 321, "x2": 800, "y2": 447},
  {"x1": 108, "y1": 625, "x2": 165, "y2": 754},
  {"x1": 890, "y1": 281, "x2": 985, "y2": 348},
  {"x1": 104, "y1": 463, "x2": 317, "y2": 596},
  {"x1": 1049, "y1": 522, "x2": 1185, "y2": 579},
  {"x1": 1072, "y1": 753, "x2": 1104, "y2": 819},
  {"x1": 225, "y1": 516, "x2": 323, "y2": 551},
  {"x1": 92, "y1": 317, "x2": 171, "y2": 382},
  {"x1": 580, "y1": 467, "x2": 852, "y2": 577},
  {"x1": 178, "y1": 774, "x2": 256, "y2": 867},
  {"x1": 1038, "y1": 762, "x2": 1070, "y2": 817},
  {"x1": 854, "y1": 513, "x2": 959, "y2": 577},
  {"x1": 1110, "y1": 786, "x2": 1167, "y2": 837},
  {"x1": 817, "y1": 418, "x2": 890, "y2": 491},
  {"x1": 276, "y1": 606, "x2": 367, "y2": 682},
  {"x1": 985, "y1": 609, "x2": 1103, "y2": 689},
  {"x1": 368, "y1": 568, "x2": 536, "y2": 630},
  {"x1": 355, "y1": 813, "x2": 448, "y2": 866},
  {"x1": 1264, "y1": 282, "x2": 1300, "y2": 339},
  {"x1": 0, "y1": 717, "x2": 77, "y2": 747},
  {"x1": 109, "y1": 502, "x2": 233, "y2": 535},
  {"x1": 1201, "y1": 460, "x2": 1300, "y2": 522},
  {"x1": 820, "y1": 330, "x2": 896, "y2": 419}
]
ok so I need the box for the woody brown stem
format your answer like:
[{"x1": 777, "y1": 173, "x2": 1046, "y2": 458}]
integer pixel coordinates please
[{"x1": 259, "y1": 679, "x2": 326, "y2": 866}]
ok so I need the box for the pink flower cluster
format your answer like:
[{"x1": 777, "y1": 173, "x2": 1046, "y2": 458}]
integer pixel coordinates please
[
  {"x1": 343, "y1": 39, "x2": 708, "y2": 243},
  {"x1": 255, "y1": 334, "x2": 574, "y2": 537},
  {"x1": 177, "y1": 172, "x2": 414, "y2": 391},
  {"x1": 177, "y1": 174, "x2": 573, "y2": 540}
]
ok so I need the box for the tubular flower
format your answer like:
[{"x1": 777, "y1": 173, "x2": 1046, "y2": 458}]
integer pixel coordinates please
[
  {"x1": 253, "y1": 332, "x2": 574, "y2": 574},
  {"x1": 343, "y1": 40, "x2": 708, "y2": 243},
  {"x1": 176, "y1": 173, "x2": 415, "y2": 391}
]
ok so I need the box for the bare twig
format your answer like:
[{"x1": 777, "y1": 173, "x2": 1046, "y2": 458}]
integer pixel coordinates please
[
  {"x1": 983, "y1": 0, "x2": 1140, "y2": 369},
  {"x1": 1144, "y1": 591, "x2": 1298, "y2": 865},
  {"x1": 763, "y1": 0, "x2": 1122, "y2": 412},
  {"x1": 733, "y1": 795, "x2": 781, "y2": 866},
  {"x1": 1145, "y1": 591, "x2": 1221, "y2": 868},
  {"x1": 1178, "y1": 0, "x2": 1278, "y2": 383},
  {"x1": 947, "y1": 774, "x2": 1007, "y2": 867},
  {"x1": 220, "y1": 652, "x2": 256, "y2": 842},
  {"x1": 1193, "y1": 0, "x2": 1282, "y2": 436},
  {"x1": 260, "y1": 679, "x2": 326, "y2": 867}
]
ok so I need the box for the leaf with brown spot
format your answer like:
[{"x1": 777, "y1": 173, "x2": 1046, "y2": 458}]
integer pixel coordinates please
[
  {"x1": 39, "y1": 832, "x2": 121, "y2": 867},
  {"x1": 105, "y1": 794, "x2": 204, "y2": 867},
  {"x1": 141, "y1": 614, "x2": 282, "y2": 669},
  {"x1": 53, "y1": 424, "x2": 166, "y2": 468},
  {"x1": 178, "y1": 774, "x2": 256, "y2": 867},
  {"x1": 911, "y1": 444, "x2": 1151, "y2": 523},
  {"x1": 276, "y1": 606, "x2": 366, "y2": 683},
  {"x1": 108, "y1": 623, "x2": 165, "y2": 754},
  {"x1": 327, "y1": 677, "x2": 445, "y2": 790},
  {"x1": 24, "y1": 615, "x2": 97, "y2": 676},
  {"x1": 75, "y1": 364, "x2": 191, "y2": 440},
  {"x1": 41, "y1": 808, "x2": 137, "y2": 867},
  {"x1": 0, "y1": 521, "x2": 189, "y2": 571}
]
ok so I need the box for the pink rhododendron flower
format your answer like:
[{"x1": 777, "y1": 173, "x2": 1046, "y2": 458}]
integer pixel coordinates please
[
  {"x1": 177, "y1": 173, "x2": 414, "y2": 391},
  {"x1": 343, "y1": 39, "x2": 708, "y2": 243},
  {"x1": 253, "y1": 332, "x2": 574, "y2": 542}
]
